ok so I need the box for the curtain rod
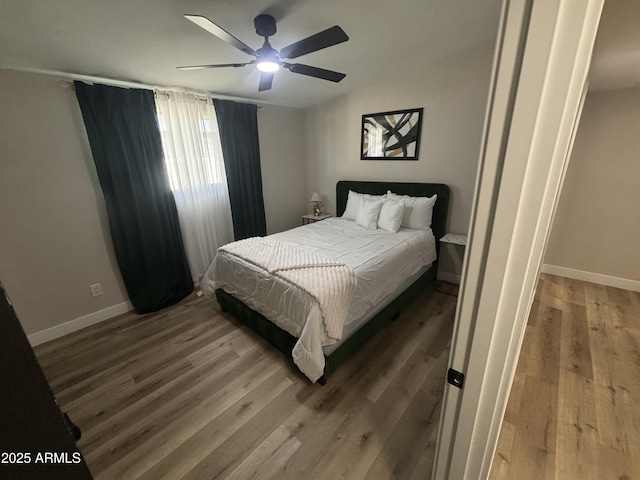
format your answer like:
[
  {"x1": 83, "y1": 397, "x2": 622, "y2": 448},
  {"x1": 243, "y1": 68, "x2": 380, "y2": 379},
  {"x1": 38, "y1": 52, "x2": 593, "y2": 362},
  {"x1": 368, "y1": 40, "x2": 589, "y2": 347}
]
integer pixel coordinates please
[
  {"x1": 151, "y1": 90, "x2": 209, "y2": 104},
  {"x1": 8, "y1": 66, "x2": 271, "y2": 108}
]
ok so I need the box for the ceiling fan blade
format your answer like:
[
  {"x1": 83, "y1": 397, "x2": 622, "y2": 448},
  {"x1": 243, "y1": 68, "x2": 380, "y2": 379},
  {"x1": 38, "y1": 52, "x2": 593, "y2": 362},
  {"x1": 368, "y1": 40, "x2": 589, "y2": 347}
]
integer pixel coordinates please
[
  {"x1": 258, "y1": 72, "x2": 274, "y2": 91},
  {"x1": 284, "y1": 63, "x2": 346, "y2": 82},
  {"x1": 177, "y1": 62, "x2": 254, "y2": 70},
  {"x1": 279, "y1": 26, "x2": 349, "y2": 59},
  {"x1": 184, "y1": 14, "x2": 257, "y2": 56}
]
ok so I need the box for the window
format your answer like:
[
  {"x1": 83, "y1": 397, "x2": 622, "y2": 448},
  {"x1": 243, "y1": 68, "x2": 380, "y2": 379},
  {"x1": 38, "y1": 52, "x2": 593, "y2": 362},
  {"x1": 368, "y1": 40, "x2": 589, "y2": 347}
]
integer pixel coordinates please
[
  {"x1": 153, "y1": 90, "x2": 234, "y2": 279},
  {"x1": 155, "y1": 95, "x2": 227, "y2": 192}
]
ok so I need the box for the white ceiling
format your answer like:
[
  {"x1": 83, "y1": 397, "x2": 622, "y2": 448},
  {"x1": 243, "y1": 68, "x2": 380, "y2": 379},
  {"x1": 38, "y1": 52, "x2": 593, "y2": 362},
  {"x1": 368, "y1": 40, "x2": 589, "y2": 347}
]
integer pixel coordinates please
[
  {"x1": 0, "y1": 1, "x2": 637, "y2": 108},
  {"x1": 0, "y1": 0, "x2": 502, "y2": 108}
]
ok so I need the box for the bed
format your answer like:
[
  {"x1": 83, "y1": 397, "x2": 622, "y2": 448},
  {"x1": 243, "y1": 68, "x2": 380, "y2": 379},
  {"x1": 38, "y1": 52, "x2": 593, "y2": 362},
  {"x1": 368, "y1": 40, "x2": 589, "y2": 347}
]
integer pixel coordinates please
[{"x1": 201, "y1": 180, "x2": 450, "y2": 384}]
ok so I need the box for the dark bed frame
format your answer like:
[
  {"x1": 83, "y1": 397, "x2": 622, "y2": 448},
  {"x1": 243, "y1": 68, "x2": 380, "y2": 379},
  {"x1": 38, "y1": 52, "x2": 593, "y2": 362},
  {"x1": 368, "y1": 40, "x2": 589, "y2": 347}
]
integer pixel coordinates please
[{"x1": 215, "y1": 180, "x2": 450, "y2": 384}]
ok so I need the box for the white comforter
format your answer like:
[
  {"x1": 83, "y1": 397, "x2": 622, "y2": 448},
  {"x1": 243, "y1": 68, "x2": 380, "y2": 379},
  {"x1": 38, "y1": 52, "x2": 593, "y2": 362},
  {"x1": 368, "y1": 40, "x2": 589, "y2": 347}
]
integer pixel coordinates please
[
  {"x1": 201, "y1": 217, "x2": 436, "y2": 382},
  {"x1": 218, "y1": 237, "x2": 356, "y2": 340}
]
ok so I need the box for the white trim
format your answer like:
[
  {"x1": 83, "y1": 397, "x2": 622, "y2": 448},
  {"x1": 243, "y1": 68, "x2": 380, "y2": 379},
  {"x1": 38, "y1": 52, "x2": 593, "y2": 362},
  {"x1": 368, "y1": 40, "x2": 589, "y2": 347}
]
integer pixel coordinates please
[
  {"x1": 27, "y1": 302, "x2": 133, "y2": 346},
  {"x1": 541, "y1": 264, "x2": 640, "y2": 292},
  {"x1": 433, "y1": 0, "x2": 604, "y2": 479},
  {"x1": 433, "y1": 0, "x2": 531, "y2": 475},
  {"x1": 438, "y1": 271, "x2": 462, "y2": 285}
]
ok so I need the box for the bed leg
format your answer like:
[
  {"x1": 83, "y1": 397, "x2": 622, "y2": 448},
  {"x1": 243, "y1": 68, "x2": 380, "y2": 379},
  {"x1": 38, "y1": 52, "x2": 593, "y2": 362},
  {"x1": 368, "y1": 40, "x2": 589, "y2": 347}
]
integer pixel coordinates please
[{"x1": 317, "y1": 375, "x2": 327, "y2": 386}]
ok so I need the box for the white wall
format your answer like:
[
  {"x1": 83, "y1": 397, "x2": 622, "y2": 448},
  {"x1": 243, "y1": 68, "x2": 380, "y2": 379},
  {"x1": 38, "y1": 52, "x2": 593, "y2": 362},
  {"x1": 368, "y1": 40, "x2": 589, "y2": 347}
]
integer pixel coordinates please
[
  {"x1": 544, "y1": 87, "x2": 640, "y2": 284},
  {"x1": 303, "y1": 41, "x2": 496, "y2": 235},
  {"x1": 0, "y1": 69, "x2": 130, "y2": 336},
  {"x1": 258, "y1": 105, "x2": 307, "y2": 234},
  {"x1": 0, "y1": 68, "x2": 306, "y2": 337}
]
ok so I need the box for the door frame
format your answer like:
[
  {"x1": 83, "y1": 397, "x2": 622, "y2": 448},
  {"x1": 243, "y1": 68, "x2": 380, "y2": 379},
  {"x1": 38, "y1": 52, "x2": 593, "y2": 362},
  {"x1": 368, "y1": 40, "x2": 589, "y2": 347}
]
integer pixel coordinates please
[{"x1": 432, "y1": 0, "x2": 604, "y2": 478}]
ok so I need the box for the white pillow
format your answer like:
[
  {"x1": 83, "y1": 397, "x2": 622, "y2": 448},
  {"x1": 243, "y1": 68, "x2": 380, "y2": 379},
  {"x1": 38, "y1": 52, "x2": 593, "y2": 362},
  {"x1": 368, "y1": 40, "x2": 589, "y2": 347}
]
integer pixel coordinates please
[
  {"x1": 342, "y1": 191, "x2": 387, "y2": 220},
  {"x1": 377, "y1": 199, "x2": 405, "y2": 233},
  {"x1": 342, "y1": 190, "x2": 362, "y2": 220},
  {"x1": 387, "y1": 191, "x2": 437, "y2": 230},
  {"x1": 356, "y1": 196, "x2": 382, "y2": 230}
]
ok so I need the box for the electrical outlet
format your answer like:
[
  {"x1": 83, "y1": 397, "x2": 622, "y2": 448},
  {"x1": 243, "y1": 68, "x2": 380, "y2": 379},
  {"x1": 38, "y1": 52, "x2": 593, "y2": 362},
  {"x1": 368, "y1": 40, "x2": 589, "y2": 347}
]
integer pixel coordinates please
[{"x1": 90, "y1": 283, "x2": 102, "y2": 297}]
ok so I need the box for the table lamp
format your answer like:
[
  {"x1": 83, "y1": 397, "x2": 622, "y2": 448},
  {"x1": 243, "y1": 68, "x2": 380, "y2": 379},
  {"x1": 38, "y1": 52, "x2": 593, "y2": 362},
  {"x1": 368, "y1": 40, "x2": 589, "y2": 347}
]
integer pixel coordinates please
[{"x1": 310, "y1": 193, "x2": 322, "y2": 216}]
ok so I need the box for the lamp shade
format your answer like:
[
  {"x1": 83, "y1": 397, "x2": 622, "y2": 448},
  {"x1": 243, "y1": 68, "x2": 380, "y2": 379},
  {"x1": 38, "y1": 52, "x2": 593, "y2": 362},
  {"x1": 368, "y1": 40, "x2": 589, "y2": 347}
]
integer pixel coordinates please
[{"x1": 309, "y1": 193, "x2": 322, "y2": 202}]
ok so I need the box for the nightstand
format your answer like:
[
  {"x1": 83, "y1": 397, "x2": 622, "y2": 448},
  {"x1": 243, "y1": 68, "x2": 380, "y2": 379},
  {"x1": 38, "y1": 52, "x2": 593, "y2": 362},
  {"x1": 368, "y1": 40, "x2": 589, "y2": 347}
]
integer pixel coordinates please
[
  {"x1": 440, "y1": 233, "x2": 467, "y2": 247},
  {"x1": 302, "y1": 214, "x2": 331, "y2": 225},
  {"x1": 438, "y1": 233, "x2": 468, "y2": 284}
]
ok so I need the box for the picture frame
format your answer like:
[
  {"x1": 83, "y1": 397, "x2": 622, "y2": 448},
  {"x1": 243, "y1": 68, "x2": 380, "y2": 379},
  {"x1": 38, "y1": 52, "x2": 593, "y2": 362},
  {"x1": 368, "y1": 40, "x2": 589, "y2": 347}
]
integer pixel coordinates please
[{"x1": 360, "y1": 107, "x2": 423, "y2": 160}]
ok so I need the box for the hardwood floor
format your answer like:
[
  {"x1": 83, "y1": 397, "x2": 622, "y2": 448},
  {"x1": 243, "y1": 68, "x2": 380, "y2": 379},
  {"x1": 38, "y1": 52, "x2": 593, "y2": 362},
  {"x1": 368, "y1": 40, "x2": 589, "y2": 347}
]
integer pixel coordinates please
[
  {"x1": 34, "y1": 282, "x2": 458, "y2": 480},
  {"x1": 490, "y1": 274, "x2": 640, "y2": 480}
]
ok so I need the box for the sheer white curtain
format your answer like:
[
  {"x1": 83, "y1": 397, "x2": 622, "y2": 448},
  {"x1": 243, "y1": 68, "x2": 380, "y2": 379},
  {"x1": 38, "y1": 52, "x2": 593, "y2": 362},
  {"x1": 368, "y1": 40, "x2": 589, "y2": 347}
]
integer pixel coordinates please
[{"x1": 155, "y1": 90, "x2": 234, "y2": 282}]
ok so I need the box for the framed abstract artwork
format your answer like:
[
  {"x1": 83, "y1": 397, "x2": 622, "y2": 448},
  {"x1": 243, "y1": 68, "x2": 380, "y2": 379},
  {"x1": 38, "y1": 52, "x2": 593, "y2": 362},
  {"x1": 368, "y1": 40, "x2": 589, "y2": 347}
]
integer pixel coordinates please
[{"x1": 360, "y1": 107, "x2": 424, "y2": 160}]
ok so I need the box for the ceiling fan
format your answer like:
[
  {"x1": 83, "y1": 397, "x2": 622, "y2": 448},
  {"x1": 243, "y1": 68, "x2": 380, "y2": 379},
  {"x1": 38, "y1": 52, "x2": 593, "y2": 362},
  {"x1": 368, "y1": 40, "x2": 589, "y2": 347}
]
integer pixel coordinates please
[{"x1": 178, "y1": 13, "x2": 349, "y2": 92}]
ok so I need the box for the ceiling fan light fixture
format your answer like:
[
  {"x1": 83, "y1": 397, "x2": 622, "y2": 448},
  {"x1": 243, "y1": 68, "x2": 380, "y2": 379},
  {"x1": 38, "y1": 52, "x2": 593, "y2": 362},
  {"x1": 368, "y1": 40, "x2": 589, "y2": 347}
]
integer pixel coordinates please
[
  {"x1": 181, "y1": 14, "x2": 349, "y2": 91},
  {"x1": 256, "y1": 59, "x2": 280, "y2": 73},
  {"x1": 256, "y1": 47, "x2": 280, "y2": 73}
]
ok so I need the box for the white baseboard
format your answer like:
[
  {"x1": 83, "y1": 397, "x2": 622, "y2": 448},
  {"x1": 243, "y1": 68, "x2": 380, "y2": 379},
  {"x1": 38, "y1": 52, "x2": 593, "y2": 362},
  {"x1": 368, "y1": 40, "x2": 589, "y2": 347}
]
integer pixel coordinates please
[
  {"x1": 438, "y1": 271, "x2": 461, "y2": 285},
  {"x1": 28, "y1": 301, "x2": 133, "y2": 347},
  {"x1": 541, "y1": 264, "x2": 640, "y2": 292}
]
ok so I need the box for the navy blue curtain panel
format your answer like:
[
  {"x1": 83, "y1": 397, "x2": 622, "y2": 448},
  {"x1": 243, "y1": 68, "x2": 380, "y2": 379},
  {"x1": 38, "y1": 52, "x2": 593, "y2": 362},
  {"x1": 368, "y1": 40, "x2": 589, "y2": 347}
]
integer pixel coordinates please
[
  {"x1": 213, "y1": 99, "x2": 267, "y2": 240},
  {"x1": 74, "y1": 82, "x2": 193, "y2": 313}
]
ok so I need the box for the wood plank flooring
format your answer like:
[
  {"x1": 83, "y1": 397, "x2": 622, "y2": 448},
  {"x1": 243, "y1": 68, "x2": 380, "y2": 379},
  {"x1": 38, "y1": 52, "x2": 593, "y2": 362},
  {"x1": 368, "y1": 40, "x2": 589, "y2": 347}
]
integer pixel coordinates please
[
  {"x1": 33, "y1": 282, "x2": 458, "y2": 480},
  {"x1": 489, "y1": 274, "x2": 640, "y2": 480}
]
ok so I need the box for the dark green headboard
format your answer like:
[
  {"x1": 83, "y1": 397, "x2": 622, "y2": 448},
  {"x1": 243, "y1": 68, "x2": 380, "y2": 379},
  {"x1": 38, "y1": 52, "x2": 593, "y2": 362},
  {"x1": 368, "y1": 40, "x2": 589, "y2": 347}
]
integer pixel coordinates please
[{"x1": 336, "y1": 180, "x2": 450, "y2": 249}]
